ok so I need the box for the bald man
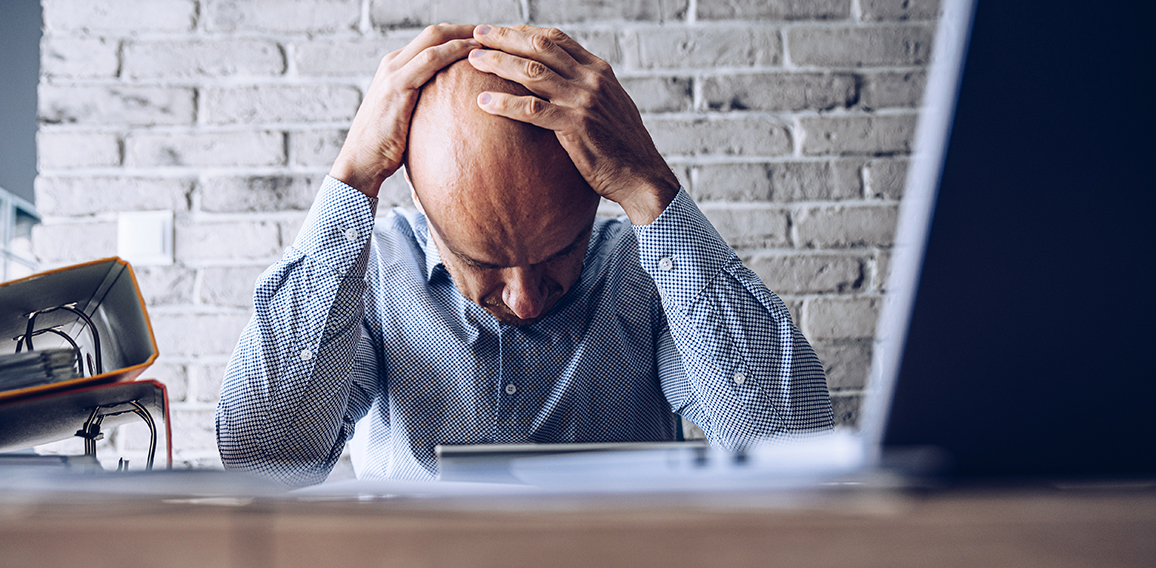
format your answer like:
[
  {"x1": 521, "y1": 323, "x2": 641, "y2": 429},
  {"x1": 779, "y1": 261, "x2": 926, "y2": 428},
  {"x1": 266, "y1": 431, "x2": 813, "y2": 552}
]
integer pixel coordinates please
[{"x1": 217, "y1": 24, "x2": 833, "y2": 485}]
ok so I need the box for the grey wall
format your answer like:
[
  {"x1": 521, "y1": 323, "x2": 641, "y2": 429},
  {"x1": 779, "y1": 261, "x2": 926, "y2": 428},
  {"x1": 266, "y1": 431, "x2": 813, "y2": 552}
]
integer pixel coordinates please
[{"x1": 0, "y1": 0, "x2": 41, "y2": 202}]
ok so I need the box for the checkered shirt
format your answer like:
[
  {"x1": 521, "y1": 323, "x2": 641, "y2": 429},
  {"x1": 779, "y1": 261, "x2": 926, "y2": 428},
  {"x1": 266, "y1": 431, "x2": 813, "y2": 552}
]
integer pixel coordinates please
[{"x1": 216, "y1": 177, "x2": 833, "y2": 486}]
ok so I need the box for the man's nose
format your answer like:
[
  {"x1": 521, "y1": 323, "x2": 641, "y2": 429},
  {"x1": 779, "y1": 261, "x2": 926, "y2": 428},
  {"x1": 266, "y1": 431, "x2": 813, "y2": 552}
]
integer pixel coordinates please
[{"x1": 501, "y1": 266, "x2": 548, "y2": 320}]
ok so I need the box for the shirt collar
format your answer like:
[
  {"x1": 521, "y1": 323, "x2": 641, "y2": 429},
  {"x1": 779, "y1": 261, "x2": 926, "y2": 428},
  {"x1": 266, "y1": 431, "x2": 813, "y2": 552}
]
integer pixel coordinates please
[{"x1": 414, "y1": 212, "x2": 445, "y2": 283}]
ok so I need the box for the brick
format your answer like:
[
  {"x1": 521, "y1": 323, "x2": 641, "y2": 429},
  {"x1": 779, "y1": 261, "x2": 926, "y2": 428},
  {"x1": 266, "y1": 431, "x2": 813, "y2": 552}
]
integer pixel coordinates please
[
  {"x1": 830, "y1": 392, "x2": 862, "y2": 427},
  {"x1": 694, "y1": 161, "x2": 860, "y2": 202},
  {"x1": 144, "y1": 360, "x2": 189, "y2": 403},
  {"x1": 699, "y1": 205, "x2": 790, "y2": 248},
  {"x1": 873, "y1": 249, "x2": 892, "y2": 292},
  {"x1": 528, "y1": 0, "x2": 687, "y2": 23},
  {"x1": 781, "y1": 297, "x2": 803, "y2": 326},
  {"x1": 34, "y1": 176, "x2": 192, "y2": 217},
  {"x1": 812, "y1": 339, "x2": 871, "y2": 390},
  {"x1": 805, "y1": 296, "x2": 879, "y2": 339},
  {"x1": 279, "y1": 217, "x2": 307, "y2": 246},
  {"x1": 151, "y1": 313, "x2": 252, "y2": 357},
  {"x1": 861, "y1": 0, "x2": 940, "y2": 21},
  {"x1": 833, "y1": 159, "x2": 866, "y2": 198},
  {"x1": 570, "y1": 30, "x2": 622, "y2": 65},
  {"x1": 175, "y1": 220, "x2": 282, "y2": 262},
  {"x1": 206, "y1": 0, "x2": 360, "y2": 33},
  {"x1": 31, "y1": 222, "x2": 117, "y2": 265},
  {"x1": 702, "y1": 72, "x2": 856, "y2": 112},
  {"x1": 645, "y1": 117, "x2": 792, "y2": 157},
  {"x1": 204, "y1": 85, "x2": 360, "y2": 125},
  {"x1": 133, "y1": 265, "x2": 197, "y2": 306},
  {"x1": 292, "y1": 130, "x2": 347, "y2": 166},
  {"x1": 372, "y1": 0, "x2": 523, "y2": 29},
  {"x1": 40, "y1": 38, "x2": 120, "y2": 79},
  {"x1": 201, "y1": 175, "x2": 321, "y2": 213},
  {"x1": 697, "y1": 0, "x2": 849, "y2": 20},
  {"x1": 39, "y1": 86, "x2": 196, "y2": 127},
  {"x1": 794, "y1": 204, "x2": 898, "y2": 248},
  {"x1": 37, "y1": 132, "x2": 121, "y2": 170},
  {"x1": 170, "y1": 408, "x2": 219, "y2": 452},
  {"x1": 295, "y1": 38, "x2": 411, "y2": 76},
  {"x1": 860, "y1": 71, "x2": 926, "y2": 109},
  {"x1": 622, "y1": 77, "x2": 693, "y2": 113},
  {"x1": 623, "y1": 27, "x2": 780, "y2": 69},
  {"x1": 788, "y1": 25, "x2": 933, "y2": 67},
  {"x1": 200, "y1": 265, "x2": 267, "y2": 308},
  {"x1": 125, "y1": 131, "x2": 285, "y2": 168},
  {"x1": 800, "y1": 114, "x2": 916, "y2": 156},
  {"x1": 744, "y1": 253, "x2": 865, "y2": 294},
  {"x1": 865, "y1": 158, "x2": 908, "y2": 199},
  {"x1": 123, "y1": 39, "x2": 284, "y2": 79},
  {"x1": 190, "y1": 364, "x2": 229, "y2": 403},
  {"x1": 43, "y1": 0, "x2": 195, "y2": 33}
]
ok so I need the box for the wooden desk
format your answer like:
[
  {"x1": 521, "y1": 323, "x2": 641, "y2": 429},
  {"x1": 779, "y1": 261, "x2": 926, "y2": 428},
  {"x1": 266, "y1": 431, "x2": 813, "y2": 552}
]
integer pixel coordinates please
[{"x1": 0, "y1": 481, "x2": 1152, "y2": 567}]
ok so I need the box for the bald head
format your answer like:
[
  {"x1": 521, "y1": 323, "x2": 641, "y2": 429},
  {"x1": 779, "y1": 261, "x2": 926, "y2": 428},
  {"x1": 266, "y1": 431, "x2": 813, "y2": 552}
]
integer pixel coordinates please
[{"x1": 405, "y1": 60, "x2": 599, "y2": 252}]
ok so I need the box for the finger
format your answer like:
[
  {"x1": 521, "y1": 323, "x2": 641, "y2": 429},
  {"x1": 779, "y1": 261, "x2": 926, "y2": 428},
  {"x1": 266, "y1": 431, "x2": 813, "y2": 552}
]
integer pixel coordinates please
[
  {"x1": 392, "y1": 23, "x2": 478, "y2": 68},
  {"x1": 472, "y1": 24, "x2": 584, "y2": 78},
  {"x1": 476, "y1": 91, "x2": 566, "y2": 131},
  {"x1": 396, "y1": 38, "x2": 479, "y2": 90},
  {"x1": 468, "y1": 48, "x2": 564, "y2": 99},
  {"x1": 506, "y1": 24, "x2": 599, "y2": 66}
]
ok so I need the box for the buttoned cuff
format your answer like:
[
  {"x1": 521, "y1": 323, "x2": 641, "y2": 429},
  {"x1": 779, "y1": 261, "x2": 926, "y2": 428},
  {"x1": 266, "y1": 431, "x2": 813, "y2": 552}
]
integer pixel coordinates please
[
  {"x1": 633, "y1": 188, "x2": 734, "y2": 313},
  {"x1": 291, "y1": 176, "x2": 379, "y2": 278}
]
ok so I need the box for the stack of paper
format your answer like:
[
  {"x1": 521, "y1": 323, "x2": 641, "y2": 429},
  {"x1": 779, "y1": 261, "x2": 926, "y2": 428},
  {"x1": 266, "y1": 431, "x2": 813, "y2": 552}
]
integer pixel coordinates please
[{"x1": 0, "y1": 349, "x2": 78, "y2": 392}]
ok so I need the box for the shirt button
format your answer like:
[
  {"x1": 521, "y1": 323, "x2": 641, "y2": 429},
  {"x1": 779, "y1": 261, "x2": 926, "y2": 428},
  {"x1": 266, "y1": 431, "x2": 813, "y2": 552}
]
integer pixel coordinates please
[
  {"x1": 658, "y1": 256, "x2": 674, "y2": 271},
  {"x1": 300, "y1": 348, "x2": 313, "y2": 361},
  {"x1": 504, "y1": 384, "x2": 517, "y2": 395},
  {"x1": 733, "y1": 372, "x2": 747, "y2": 385},
  {"x1": 344, "y1": 227, "x2": 359, "y2": 242}
]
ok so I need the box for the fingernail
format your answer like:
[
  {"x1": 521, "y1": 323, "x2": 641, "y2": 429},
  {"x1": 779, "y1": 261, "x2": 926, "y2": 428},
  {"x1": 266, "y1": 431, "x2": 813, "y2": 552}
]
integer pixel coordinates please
[
  {"x1": 479, "y1": 93, "x2": 492, "y2": 105},
  {"x1": 470, "y1": 49, "x2": 484, "y2": 58},
  {"x1": 477, "y1": 25, "x2": 491, "y2": 35},
  {"x1": 466, "y1": 39, "x2": 480, "y2": 47}
]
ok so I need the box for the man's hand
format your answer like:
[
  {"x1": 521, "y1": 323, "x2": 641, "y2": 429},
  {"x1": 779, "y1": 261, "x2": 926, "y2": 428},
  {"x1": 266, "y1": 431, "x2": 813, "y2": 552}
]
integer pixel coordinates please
[
  {"x1": 330, "y1": 24, "x2": 478, "y2": 198},
  {"x1": 467, "y1": 24, "x2": 680, "y2": 225}
]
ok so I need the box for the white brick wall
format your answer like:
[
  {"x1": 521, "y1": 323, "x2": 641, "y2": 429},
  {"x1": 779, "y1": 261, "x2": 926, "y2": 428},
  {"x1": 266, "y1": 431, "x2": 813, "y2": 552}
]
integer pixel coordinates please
[{"x1": 34, "y1": 0, "x2": 939, "y2": 467}]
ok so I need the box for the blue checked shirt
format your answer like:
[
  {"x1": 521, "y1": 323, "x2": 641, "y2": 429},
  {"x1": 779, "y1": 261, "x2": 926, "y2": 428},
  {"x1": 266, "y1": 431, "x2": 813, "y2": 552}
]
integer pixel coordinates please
[{"x1": 217, "y1": 177, "x2": 833, "y2": 486}]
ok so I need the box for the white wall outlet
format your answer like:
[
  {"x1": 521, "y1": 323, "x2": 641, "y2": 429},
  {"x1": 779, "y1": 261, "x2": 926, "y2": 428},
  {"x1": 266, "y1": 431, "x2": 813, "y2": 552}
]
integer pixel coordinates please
[{"x1": 117, "y1": 210, "x2": 173, "y2": 266}]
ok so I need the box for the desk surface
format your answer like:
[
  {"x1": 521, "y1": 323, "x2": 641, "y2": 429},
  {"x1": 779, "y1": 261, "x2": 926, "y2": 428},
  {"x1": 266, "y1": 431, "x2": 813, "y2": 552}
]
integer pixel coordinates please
[{"x1": 0, "y1": 480, "x2": 1153, "y2": 568}]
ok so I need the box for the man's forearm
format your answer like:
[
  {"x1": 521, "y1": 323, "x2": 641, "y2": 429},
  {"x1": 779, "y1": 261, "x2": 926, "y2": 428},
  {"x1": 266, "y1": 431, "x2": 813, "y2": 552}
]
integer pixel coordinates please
[
  {"x1": 216, "y1": 178, "x2": 381, "y2": 485},
  {"x1": 639, "y1": 189, "x2": 834, "y2": 448}
]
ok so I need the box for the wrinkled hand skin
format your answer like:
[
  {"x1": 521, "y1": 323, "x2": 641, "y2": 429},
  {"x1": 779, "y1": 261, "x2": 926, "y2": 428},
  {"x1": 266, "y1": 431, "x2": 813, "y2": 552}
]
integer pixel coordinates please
[
  {"x1": 329, "y1": 24, "x2": 479, "y2": 198},
  {"x1": 467, "y1": 24, "x2": 681, "y2": 225}
]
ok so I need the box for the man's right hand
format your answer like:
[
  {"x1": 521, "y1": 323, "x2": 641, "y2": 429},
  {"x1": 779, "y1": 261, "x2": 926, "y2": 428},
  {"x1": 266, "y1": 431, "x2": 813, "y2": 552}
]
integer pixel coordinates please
[{"x1": 329, "y1": 24, "x2": 478, "y2": 198}]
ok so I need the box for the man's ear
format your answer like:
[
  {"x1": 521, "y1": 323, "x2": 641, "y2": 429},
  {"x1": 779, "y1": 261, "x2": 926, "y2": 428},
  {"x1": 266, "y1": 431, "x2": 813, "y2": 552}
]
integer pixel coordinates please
[{"x1": 404, "y1": 168, "x2": 426, "y2": 215}]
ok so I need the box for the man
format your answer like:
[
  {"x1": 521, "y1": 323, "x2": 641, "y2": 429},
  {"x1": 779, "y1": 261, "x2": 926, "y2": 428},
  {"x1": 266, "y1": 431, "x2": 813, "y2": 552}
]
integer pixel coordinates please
[{"x1": 217, "y1": 24, "x2": 833, "y2": 486}]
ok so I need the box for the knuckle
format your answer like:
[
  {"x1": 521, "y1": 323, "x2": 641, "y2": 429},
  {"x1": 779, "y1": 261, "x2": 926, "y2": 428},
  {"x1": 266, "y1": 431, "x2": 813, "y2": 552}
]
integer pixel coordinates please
[
  {"x1": 545, "y1": 27, "x2": 568, "y2": 42},
  {"x1": 525, "y1": 97, "x2": 546, "y2": 117},
  {"x1": 530, "y1": 34, "x2": 555, "y2": 54},
  {"x1": 421, "y1": 24, "x2": 442, "y2": 39},
  {"x1": 416, "y1": 48, "x2": 439, "y2": 66},
  {"x1": 524, "y1": 60, "x2": 550, "y2": 80},
  {"x1": 524, "y1": 60, "x2": 549, "y2": 80}
]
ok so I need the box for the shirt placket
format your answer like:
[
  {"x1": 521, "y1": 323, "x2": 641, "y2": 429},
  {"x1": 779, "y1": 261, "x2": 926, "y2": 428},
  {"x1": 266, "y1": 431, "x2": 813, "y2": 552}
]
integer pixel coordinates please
[{"x1": 494, "y1": 324, "x2": 522, "y2": 443}]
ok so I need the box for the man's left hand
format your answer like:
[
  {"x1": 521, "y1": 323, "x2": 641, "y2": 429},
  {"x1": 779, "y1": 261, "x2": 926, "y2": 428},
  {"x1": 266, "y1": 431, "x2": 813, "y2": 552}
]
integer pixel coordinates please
[{"x1": 467, "y1": 24, "x2": 680, "y2": 225}]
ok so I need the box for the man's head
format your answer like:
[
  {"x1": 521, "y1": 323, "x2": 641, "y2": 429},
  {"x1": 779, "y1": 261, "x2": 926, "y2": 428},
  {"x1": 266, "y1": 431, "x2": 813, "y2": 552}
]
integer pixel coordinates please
[{"x1": 405, "y1": 60, "x2": 600, "y2": 326}]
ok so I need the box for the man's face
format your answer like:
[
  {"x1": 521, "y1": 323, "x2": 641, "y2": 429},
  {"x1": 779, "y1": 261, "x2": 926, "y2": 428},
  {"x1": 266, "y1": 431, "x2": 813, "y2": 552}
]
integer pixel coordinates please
[{"x1": 422, "y1": 190, "x2": 594, "y2": 326}]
